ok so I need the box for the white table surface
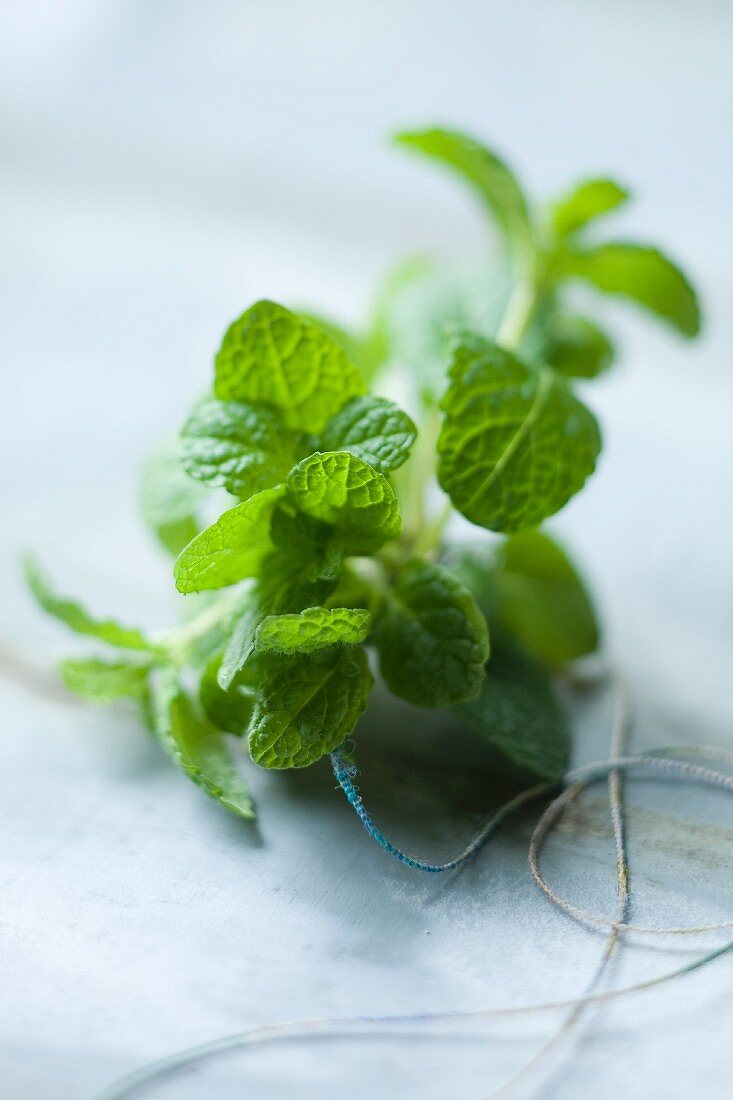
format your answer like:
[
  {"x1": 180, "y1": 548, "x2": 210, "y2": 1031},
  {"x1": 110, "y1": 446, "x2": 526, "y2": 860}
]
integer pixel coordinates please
[{"x1": 1, "y1": 3, "x2": 732, "y2": 1097}]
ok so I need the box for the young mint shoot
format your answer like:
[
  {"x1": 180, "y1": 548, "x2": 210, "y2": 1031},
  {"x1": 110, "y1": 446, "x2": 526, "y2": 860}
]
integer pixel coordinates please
[{"x1": 26, "y1": 126, "x2": 701, "y2": 821}]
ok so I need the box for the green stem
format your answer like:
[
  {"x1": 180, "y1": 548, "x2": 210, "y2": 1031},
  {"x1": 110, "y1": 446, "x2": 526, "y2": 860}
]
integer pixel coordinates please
[{"x1": 497, "y1": 270, "x2": 538, "y2": 349}]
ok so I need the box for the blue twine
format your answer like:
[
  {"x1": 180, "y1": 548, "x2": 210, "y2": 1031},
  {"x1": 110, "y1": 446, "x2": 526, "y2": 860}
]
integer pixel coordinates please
[{"x1": 330, "y1": 748, "x2": 554, "y2": 873}]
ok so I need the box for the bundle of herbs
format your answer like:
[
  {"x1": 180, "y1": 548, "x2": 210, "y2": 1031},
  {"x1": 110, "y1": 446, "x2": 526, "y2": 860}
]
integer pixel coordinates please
[{"x1": 26, "y1": 127, "x2": 700, "y2": 823}]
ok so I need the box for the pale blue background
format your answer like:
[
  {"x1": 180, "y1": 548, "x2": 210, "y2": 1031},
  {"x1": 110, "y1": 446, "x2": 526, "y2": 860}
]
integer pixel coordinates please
[{"x1": 1, "y1": 3, "x2": 732, "y2": 1097}]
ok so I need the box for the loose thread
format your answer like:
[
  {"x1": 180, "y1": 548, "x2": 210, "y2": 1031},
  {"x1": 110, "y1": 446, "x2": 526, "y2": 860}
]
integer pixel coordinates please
[
  {"x1": 96, "y1": 682, "x2": 733, "y2": 1100},
  {"x1": 95, "y1": 938, "x2": 733, "y2": 1100}
]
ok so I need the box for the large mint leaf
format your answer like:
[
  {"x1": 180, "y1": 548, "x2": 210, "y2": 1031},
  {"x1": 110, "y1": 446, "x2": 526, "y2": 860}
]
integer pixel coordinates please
[
  {"x1": 248, "y1": 646, "x2": 373, "y2": 769},
  {"x1": 395, "y1": 128, "x2": 532, "y2": 253},
  {"x1": 496, "y1": 530, "x2": 599, "y2": 666},
  {"x1": 551, "y1": 178, "x2": 629, "y2": 238},
  {"x1": 437, "y1": 337, "x2": 601, "y2": 533},
  {"x1": 455, "y1": 640, "x2": 570, "y2": 781},
  {"x1": 140, "y1": 437, "x2": 207, "y2": 555},
  {"x1": 214, "y1": 300, "x2": 365, "y2": 433},
  {"x1": 375, "y1": 560, "x2": 489, "y2": 707},
  {"x1": 60, "y1": 657, "x2": 150, "y2": 704},
  {"x1": 286, "y1": 451, "x2": 401, "y2": 554},
  {"x1": 174, "y1": 486, "x2": 284, "y2": 594},
  {"x1": 555, "y1": 243, "x2": 701, "y2": 337},
  {"x1": 151, "y1": 667, "x2": 254, "y2": 818},
  {"x1": 181, "y1": 398, "x2": 299, "y2": 497},
  {"x1": 320, "y1": 396, "x2": 417, "y2": 473},
  {"x1": 24, "y1": 556, "x2": 154, "y2": 652},
  {"x1": 217, "y1": 550, "x2": 337, "y2": 689},
  {"x1": 256, "y1": 606, "x2": 371, "y2": 655}
]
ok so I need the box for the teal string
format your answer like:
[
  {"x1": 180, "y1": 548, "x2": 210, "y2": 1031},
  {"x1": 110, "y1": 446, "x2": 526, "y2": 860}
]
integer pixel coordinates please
[{"x1": 330, "y1": 748, "x2": 554, "y2": 873}]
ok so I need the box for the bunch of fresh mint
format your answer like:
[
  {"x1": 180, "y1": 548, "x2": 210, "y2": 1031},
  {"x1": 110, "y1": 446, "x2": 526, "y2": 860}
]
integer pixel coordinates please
[{"x1": 26, "y1": 127, "x2": 700, "y2": 821}]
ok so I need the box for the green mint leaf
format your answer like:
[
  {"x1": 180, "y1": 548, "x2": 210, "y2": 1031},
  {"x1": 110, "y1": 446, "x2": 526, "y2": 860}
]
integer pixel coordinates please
[
  {"x1": 24, "y1": 556, "x2": 155, "y2": 652},
  {"x1": 60, "y1": 657, "x2": 150, "y2": 704},
  {"x1": 214, "y1": 300, "x2": 365, "y2": 433},
  {"x1": 320, "y1": 396, "x2": 417, "y2": 473},
  {"x1": 151, "y1": 667, "x2": 255, "y2": 818},
  {"x1": 174, "y1": 485, "x2": 284, "y2": 594},
  {"x1": 248, "y1": 645, "x2": 373, "y2": 769},
  {"x1": 255, "y1": 606, "x2": 371, "y2": 655},
  {"x1": 217, "y1": 601, "x2": 262, "y2": 692},
  {"x1": 455, "y1": 640, "x2": 569, "y2": 781},
  {"x1": 551, "y1": 178, "x2": 629, "y2": 238},
  {"x1": 437, "y1": 337, "x2": 601, "y2": 532},
  {"x1": 374, "y1": 560, "x2": 489, "y2": 707},
  {"x1": 286, "y1": 451, "x2": 401, "y2": 554},
  {"x1": 555, "y1": 243, "x2": 701, "y2": 337},
  {"x1": 526, "y1": 311, "x2": 615, "y2": 379},
  {"x1": 395, "y1": 127, "x2": 532, "y2": 254},
  {"x1": 217, "y1": 550, "x2": 338, "y2": 690},
  {"x1": 181, "y1": 398, "x2": 299, "y2": 497},
  {"x1": 140, "y1": 437, "x2": 207, "y2": 556},
  {"x1": 200, "y1": 649, "x2": 257, "y2": 734},
  {"x1": 496, "y1": 530, "x2": 599, "y2": 666}
]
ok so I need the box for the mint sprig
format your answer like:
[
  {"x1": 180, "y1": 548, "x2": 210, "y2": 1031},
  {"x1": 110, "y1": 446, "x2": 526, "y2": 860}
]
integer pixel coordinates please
[{"x1": 26, "y1": 126, "x2": 701, "y2": 821}]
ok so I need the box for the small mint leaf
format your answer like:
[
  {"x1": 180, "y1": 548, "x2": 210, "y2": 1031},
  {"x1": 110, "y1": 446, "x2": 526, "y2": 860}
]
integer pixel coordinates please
[
  {"x1": 174, "y1": 486, "x2": 285, "y2": 594},
  {"x1": 181, "y1": 398, "x2": 299, "y2": 498},
  {"x1": 24, "y1": 556, "x2": 155, "y2": 652},
  {"x1": 286, "y1": 451, "x2": 401, "y2": 554},
  {"x1": 255, "y1": 606, "x2": 371, "y2": 655},
  {"x1": 60, "y1": 658, "x2": 150, "y2": 704},
  {"x1": 555, "y1": 242, "x2": 701, "y2": 337},
  {"x1": 437, "y1": 337, "x2": 601, "y2": 532},
  {"x1": 320, "y1": 395, "x2": 417, "y2": 473},
  {"x1": 551, "y1": 178, "x2": 630, "y2": 238},
  {"x1": 151, "y1": 667, "x2": 255, "y2": 818},
  {"x1": 214, "y1": 300, "x2": 365, "y2": 433},
  {"x1": 248, "y1": 646, "x2": 373, "y2": 769},
  {"x1": 395, "y1": 127, "x2": 532, "y2": 253}
]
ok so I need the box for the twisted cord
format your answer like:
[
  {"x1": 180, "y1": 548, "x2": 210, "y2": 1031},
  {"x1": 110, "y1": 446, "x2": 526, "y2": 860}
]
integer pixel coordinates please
[{"x1": 330, "y1": 750, "x2": 553, "y2": 873}]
